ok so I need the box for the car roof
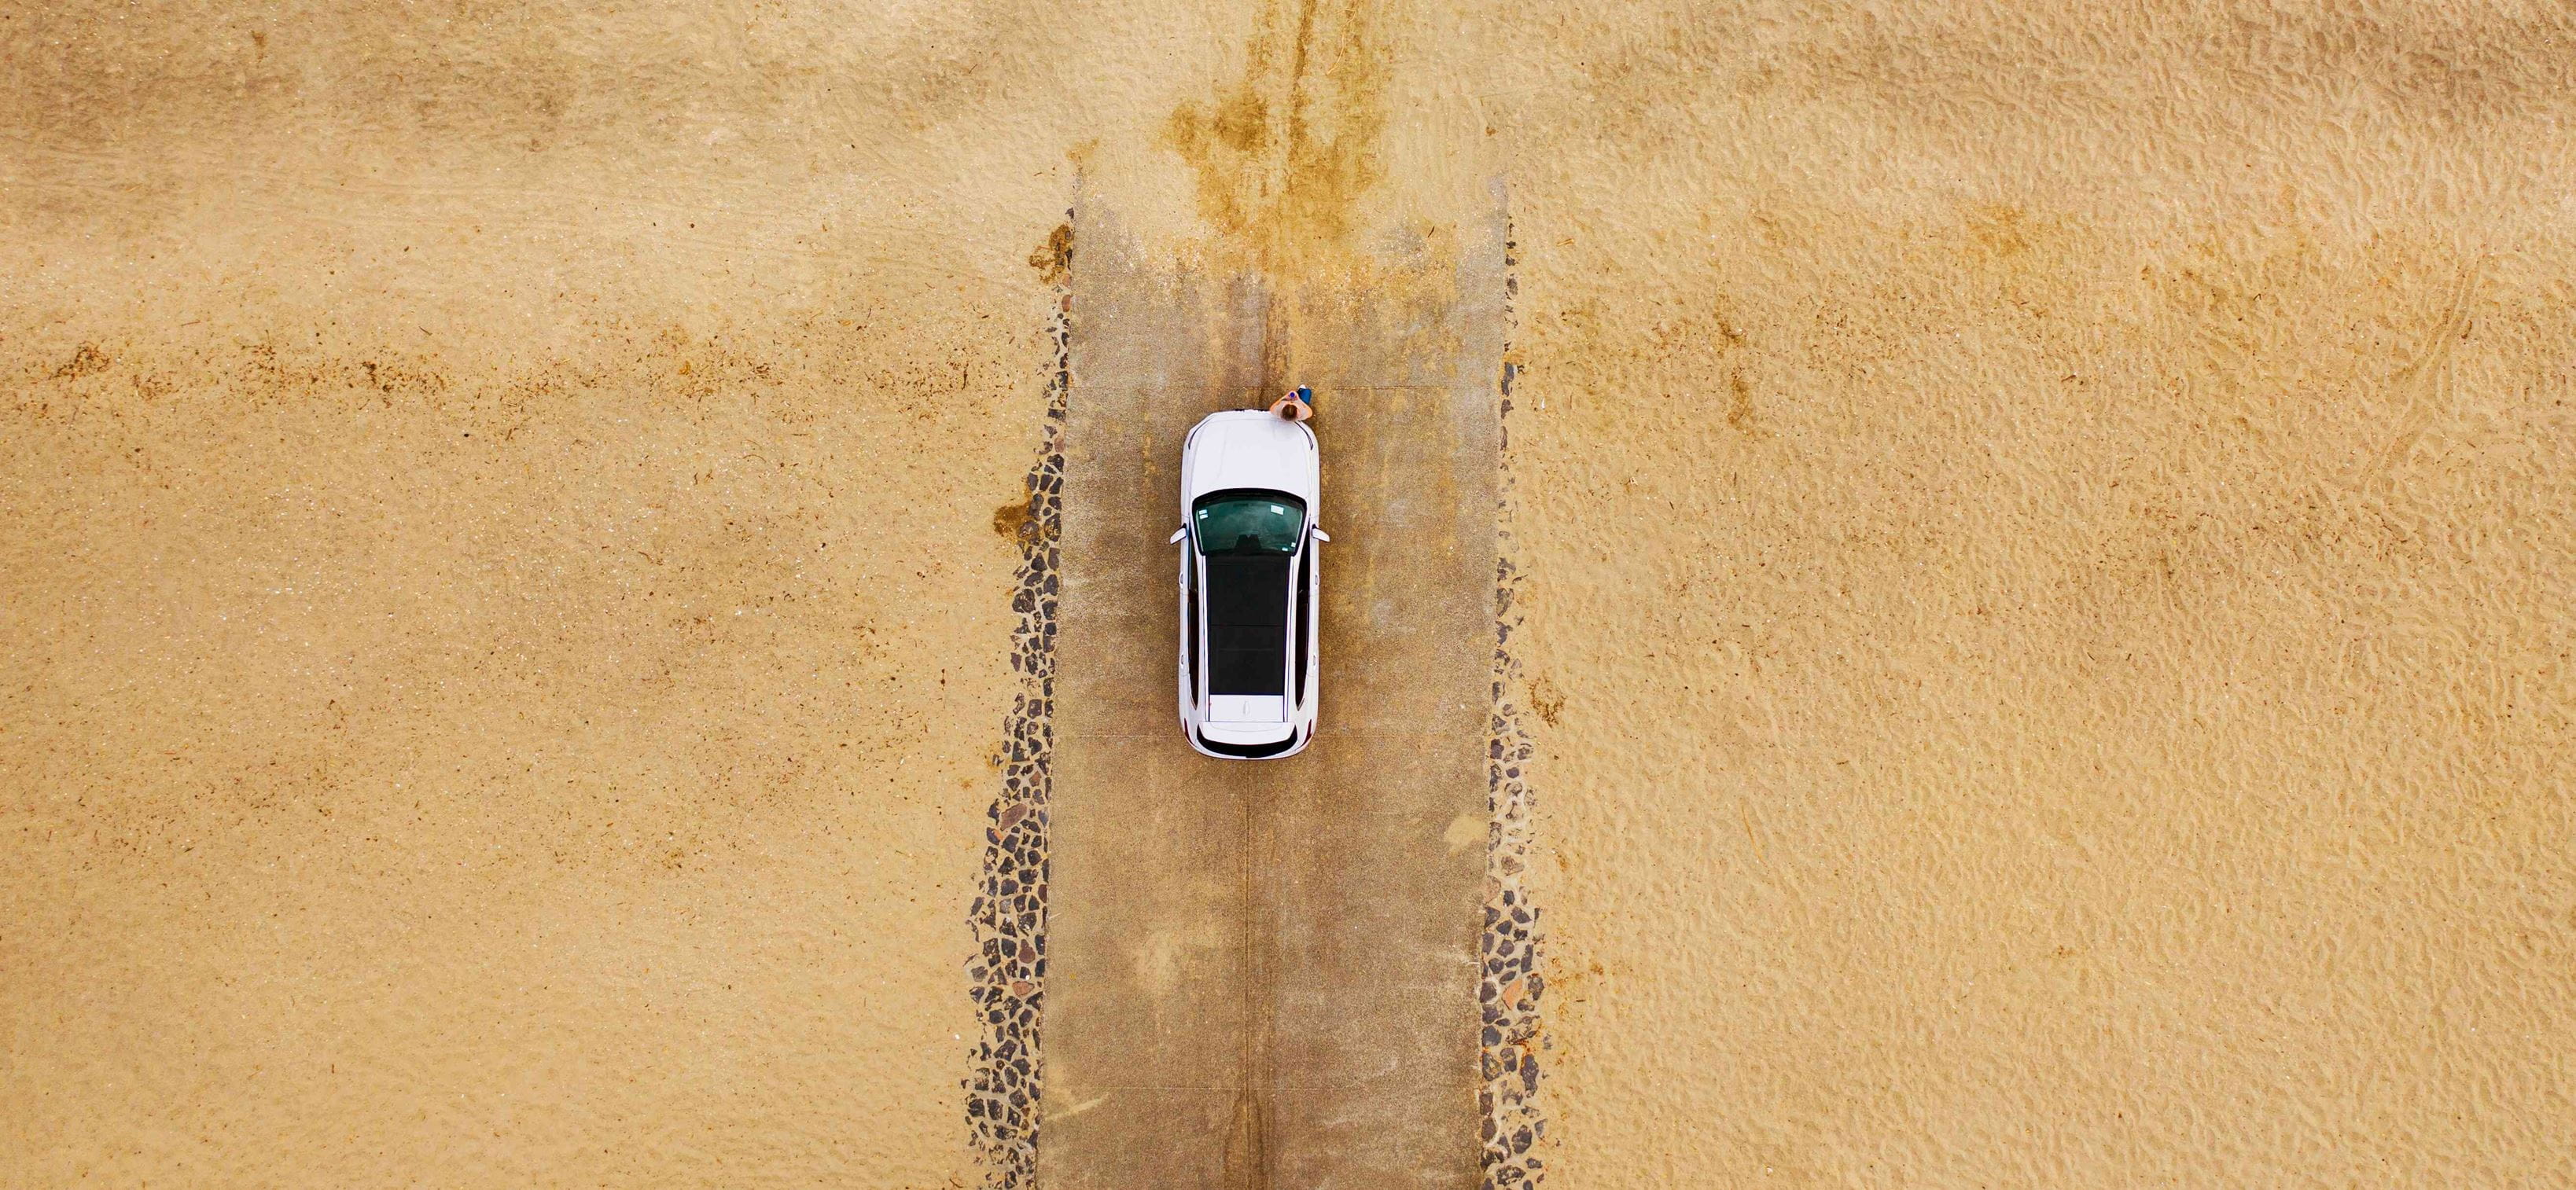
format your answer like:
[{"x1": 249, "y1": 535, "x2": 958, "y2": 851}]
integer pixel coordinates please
[{"x1": 1202, "y1": 553, "x2": 1292, "y2": 696}]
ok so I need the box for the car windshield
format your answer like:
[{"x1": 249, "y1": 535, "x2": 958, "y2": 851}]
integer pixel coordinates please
[{"x1": 1192, "y1": 490, "x2": 1305, "y2": 555}]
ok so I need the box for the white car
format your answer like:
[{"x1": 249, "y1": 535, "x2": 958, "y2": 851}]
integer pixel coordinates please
[{"x1": 1171, "y1": 410, "x2": 1327, "y2": 759}]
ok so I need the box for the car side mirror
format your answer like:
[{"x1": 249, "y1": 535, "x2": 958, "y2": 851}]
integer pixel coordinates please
[
  {"x1": 1312, "y1": 528, "x2": 1330, "y2": 543},
  {"x1": 1169, "y1": 527, "x2": 1188, "y2": 545}
]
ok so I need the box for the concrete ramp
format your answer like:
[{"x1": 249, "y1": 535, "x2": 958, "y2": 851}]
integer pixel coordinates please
[{"x1": 1039, "y1": 186, "x2": 1505, "y2": 1188}]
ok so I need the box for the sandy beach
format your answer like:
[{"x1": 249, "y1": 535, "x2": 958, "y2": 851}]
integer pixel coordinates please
[{"x1": 6, "y1": 1, "x2": 2571, "y2": 1185}]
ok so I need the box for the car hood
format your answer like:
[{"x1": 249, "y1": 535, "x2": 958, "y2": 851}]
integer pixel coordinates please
[{"x1": 1183, "y1": 411, "x2": 1318, "y2": 504}]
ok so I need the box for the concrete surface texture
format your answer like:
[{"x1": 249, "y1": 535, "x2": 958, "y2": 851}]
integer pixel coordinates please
[
  {"x1": 1040, "y1": 26, "x2": 1505, "y2": 1177},
  {"x1": 6, "y1": 0, "x2": 2574, "y2": 1188}
]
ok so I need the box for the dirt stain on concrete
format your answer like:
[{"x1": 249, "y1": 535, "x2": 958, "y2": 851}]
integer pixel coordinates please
[{"x1": 1029, "y1": 222, "x2": 1076, "y2": 288}]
